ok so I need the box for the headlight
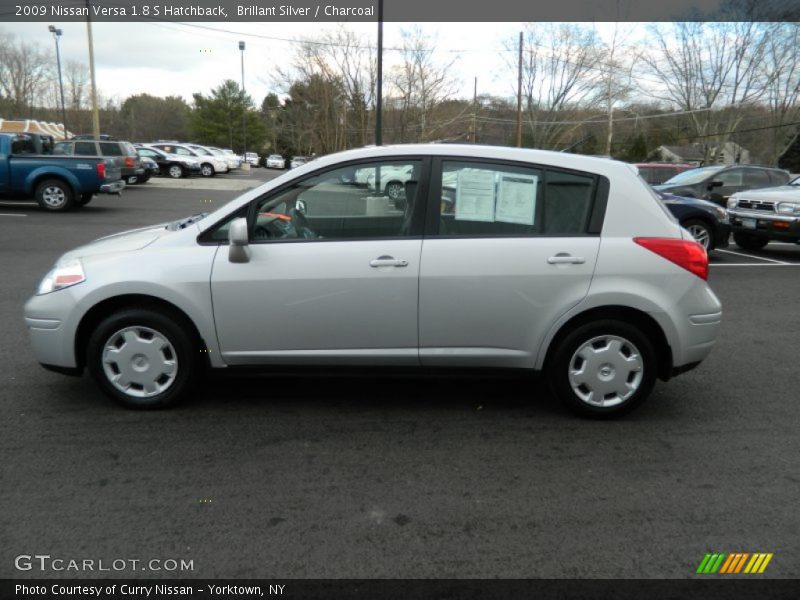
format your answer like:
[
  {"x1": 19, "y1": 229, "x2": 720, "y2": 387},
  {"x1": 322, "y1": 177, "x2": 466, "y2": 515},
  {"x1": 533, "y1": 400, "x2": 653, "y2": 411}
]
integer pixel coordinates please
[
  {"x1": 37, "y1": 259, "x2": 86, "y2": 295},
  {"x1": 727, "y1": 198, "x2": 737, "y2": 209},
  {"x1": 776, "y1": 202, "x2": 800, "y2": 215},
  {"x1": 712, "y1": 206, "x2": 728, "y2": 222}
]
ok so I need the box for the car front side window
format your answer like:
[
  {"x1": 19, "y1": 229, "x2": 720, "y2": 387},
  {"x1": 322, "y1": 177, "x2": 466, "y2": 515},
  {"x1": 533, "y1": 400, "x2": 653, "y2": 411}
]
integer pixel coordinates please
[{"x1": 250, "y1": 160, "x2": 423, "y2": 243}]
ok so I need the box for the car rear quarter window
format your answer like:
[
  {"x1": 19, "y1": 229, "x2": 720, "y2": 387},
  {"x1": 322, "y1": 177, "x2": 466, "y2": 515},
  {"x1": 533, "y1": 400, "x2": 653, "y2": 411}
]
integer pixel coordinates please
[
  {"x1": 74, "y1": 141, "x2": 98, "y2": 156},
  {"x1": 100, "y1": 142, "x2": 123, "y2": 156},
  {"x1": 742, "y1": 169, "x2": 770, "y2": 188}
]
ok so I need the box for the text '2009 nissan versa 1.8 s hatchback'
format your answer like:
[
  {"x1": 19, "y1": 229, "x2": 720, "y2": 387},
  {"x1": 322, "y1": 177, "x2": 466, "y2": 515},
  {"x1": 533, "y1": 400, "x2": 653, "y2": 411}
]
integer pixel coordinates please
[{"x1": 24, "y1": 145, "x2": 722, "y2": 417}]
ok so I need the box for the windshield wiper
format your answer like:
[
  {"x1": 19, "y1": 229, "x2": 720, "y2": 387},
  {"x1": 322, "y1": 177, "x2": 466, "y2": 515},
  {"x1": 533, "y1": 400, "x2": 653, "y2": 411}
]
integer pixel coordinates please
[{"x1": 167, "y1": 212, "x2": 208, "y2": 231}]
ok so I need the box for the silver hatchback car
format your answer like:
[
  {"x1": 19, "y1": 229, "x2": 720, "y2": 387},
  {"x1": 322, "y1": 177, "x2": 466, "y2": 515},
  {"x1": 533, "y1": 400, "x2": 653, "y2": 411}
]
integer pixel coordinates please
[{"x1": 24, "y1": 145, "x2": 722, "y2": 417}]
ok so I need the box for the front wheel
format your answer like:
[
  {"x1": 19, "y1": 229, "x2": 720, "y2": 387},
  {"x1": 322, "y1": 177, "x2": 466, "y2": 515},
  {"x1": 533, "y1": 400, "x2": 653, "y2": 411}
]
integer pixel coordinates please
[
  {"x1": 547, "y1": 320, "x2": 657, "y2": 418},
  {"x1": 86, "y1": 308, "x2": 201, "y2": 409},
  {"x1": 200, "y1": 163, "x2": 215, "y2": 177},
  {"x1": 35, "y1": 179, "x2": 74, "y2": 211},
  {"x1": 125, "y1": 175, "x2": 139, "y2": 185},
  {"x1": 733, "y1": 232, "x2": 768, "y2": 251},
  {"x1": 683, "y1": 219, "x2": 713, "y2": 250},
  {"x1": 385, "y1": 181, "x2": 406, "y2": 202}
]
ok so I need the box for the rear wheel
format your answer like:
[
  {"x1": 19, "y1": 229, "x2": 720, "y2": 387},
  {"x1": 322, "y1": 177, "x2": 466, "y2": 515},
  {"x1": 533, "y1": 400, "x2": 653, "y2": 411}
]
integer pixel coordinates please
[
  {"x1": 547, "y1": 319, "x2": 657, "y2": 418},
  {"x1": 77, "y1": 193, "x2": 93, "y2": 207},
  {"x1": 385, "y1": 181, "x2": 406, "y2": 202},
  {"x1": 683, "y1": 219, "x2": 713, "y2": 250},
  {"x1": 35, "y1": 179, "x2": 74, "y2": 212},
  {"x1": 167, "y1": 164, "x2": 185, "y2": 179},
  {"x1": 86, "y1": 308, "x2": 201, "y2": 409},
  {"x1": 125, "y1": 175, "x2": 139, "y2": 185},
  {"x1": 733, "y1": 232, "x2": 768, "y2": 251},
  {"x1": 200, "y1": 163, "x2": 215, "y2": 177}
]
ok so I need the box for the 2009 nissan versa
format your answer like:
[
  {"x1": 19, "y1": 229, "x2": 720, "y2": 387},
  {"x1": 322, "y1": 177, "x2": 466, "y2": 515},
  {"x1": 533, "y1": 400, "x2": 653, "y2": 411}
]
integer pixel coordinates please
[{"x1": 24, "y1": 145, "x2": 722, "y2": 417}]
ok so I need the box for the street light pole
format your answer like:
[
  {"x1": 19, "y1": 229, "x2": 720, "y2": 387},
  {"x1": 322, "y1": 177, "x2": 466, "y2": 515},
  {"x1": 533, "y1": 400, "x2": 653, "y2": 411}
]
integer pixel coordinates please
[
  {"x1": 239, "y1": 40, "x2": 247, "y2": 167},
  {"x1": 86, "y1": 0, "x2": 101, "y2": 138},
  {"x1": 48, "y1": 26, "x2": 68, "y2": 140}
]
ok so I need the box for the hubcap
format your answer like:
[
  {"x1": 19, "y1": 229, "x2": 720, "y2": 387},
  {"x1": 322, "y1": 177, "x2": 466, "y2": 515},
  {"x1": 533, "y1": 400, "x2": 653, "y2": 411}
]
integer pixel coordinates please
[
  {"x1": 568, "y1": 335, "x2": 644, "y2": 407},
  {"x1": 42, "y1": 186, "x2": 66, "y2": 208},
  {"x1": 201, "y1": 165, "x2": 213, "y2": 176},
  {"x1": 687, "y1": 224, "x2": 710, "y2": 249},
  {"x1": 386, "y1": 183, "x2": 404, "y2": 201},
  {"x1": 169, "y1": 166, "x2": 182, "y2": 178},
  {"x1": 101, "y1": 326, "x2": 178, "y2": 398}
]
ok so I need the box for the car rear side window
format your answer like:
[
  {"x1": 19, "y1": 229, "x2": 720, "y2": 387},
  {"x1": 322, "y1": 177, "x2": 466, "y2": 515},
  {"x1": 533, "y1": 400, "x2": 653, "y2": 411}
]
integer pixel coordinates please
[
  {"x1": 742, "y1": 169, "x2": 769, "y2": 188},
  {"x1": 74, "y1": 141, "x2": 97, "y2": 155},
  {"x1": 100, "y1": 142, "x2": 122, "y2": 156},
  {"x1": 433, "y1": 160, "x2": 596, "y2": 237}
]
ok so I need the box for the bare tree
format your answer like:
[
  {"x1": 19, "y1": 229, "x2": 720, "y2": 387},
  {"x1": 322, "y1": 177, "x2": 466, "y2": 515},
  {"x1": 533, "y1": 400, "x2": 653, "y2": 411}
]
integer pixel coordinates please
[
  {"x1": 63, "y1": 59, "x2": 89, "y2": 111},
  {"x1": 642, "y1": 21, "x2": 775, "y2": 162},
  {"x1": 762, "y1": 23, "x2": 800, "y2": 163},
  {"x1": 0, "y1": 30, "x2": 53, "y2": 117},
  {"x1": 389, "y1": 27, "x2": 461, "y2": 142},
  {"x1": 508, "y1": 24, "x2": 605, "y2": 150}
]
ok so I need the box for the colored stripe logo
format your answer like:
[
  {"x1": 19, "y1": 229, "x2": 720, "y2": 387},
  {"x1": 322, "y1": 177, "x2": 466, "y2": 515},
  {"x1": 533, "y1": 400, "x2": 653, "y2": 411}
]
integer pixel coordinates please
[{"x1": 696, "y1": 552, "x2": 773, "y2": 574}]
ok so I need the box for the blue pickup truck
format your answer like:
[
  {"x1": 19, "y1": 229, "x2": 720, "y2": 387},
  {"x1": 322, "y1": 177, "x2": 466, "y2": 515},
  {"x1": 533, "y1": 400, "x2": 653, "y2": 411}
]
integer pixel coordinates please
[{"x1": 0, "y1": 133, "x2": 125, "y2": 211}]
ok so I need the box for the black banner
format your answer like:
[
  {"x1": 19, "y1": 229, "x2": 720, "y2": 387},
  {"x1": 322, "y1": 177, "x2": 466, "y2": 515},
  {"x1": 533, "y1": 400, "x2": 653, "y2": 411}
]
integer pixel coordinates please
[{"x1": 3, "y1": 579, "x2": 800, "y2": 600}]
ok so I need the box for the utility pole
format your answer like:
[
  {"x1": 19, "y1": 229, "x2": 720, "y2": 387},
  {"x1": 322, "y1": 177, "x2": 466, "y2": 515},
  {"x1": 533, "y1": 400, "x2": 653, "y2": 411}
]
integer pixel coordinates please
[
  {"x1": 48, "y1": 26, "x2": 68, "y2": 139},
  {"x1": 471, "y1": 77, "x2": 477, "y2": 143},
  {"x1": 239, "y1": 41, "x2": 248, "y2": 168},
  {"x1": 375, "y1": 0, "x2": 383, "y2": 146},
  {"x1": 515, "y1": 31, "x2": 523, "y2": 148},
  {"x1": 86, "y1": 0, "x2": 100, "y2": 138}
]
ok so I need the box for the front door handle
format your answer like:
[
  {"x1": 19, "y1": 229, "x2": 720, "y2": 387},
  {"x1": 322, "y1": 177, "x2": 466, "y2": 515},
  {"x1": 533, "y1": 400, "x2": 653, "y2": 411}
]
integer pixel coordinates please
[
  {"x1": 370, "y1": 255, "x2": 409, "y2": 268},
  {"x1": 547, "y1": 255, "x2": 586, "y2": 265}
]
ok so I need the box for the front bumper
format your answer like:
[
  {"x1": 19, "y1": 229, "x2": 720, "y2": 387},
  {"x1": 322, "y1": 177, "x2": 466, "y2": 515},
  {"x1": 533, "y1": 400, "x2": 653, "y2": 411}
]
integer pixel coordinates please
[
  {"x1": 99, "y1": 180, "x2": 126, "y2": 195},
  {"x1": 729, "y1": 210, "x2": 800, "y2": 242}
]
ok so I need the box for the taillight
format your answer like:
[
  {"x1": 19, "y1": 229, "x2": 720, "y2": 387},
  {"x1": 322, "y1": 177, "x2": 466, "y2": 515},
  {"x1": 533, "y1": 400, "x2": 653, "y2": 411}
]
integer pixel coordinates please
[
  {"x1": 634, "y1": 237, "x2": 708, "y2": 280},
  {"x1": 96, "y1": 162, "x2": 106, "y2": 180},
  {"x1": 125, "y1": 156, "x2": 135, "y2": 168}
]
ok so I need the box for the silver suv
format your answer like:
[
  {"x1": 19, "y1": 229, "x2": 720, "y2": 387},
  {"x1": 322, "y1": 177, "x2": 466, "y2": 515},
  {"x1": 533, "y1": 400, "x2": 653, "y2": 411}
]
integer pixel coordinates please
[{"x1": 24, "y1": 145, "x2": 722, "y2": 417}]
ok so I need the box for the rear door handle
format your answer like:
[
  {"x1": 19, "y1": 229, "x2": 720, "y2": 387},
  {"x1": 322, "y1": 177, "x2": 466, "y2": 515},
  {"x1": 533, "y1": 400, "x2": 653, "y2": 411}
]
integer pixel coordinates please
[
  {"x1": 370, "y1": 256, "x2": 408, "y2": 268},
  {"x1": 547, "y1": 255, "x2": 586, "y2": 265}
]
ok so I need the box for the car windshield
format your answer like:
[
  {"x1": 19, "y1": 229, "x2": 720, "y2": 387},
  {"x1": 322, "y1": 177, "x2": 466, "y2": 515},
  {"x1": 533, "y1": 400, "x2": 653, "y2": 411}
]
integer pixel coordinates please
[{"x1": 662, "y1": 166, "x2": 725, "y2": 185}]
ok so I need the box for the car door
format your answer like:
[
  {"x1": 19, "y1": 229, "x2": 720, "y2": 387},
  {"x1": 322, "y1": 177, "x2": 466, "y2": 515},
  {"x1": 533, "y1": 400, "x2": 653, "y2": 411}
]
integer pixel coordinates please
[
  {"x1": 209, "y1": 157, "x2": 428, "y2": 366},
  {"x1": 418, "y1": 158, "x2": 603, "y2": 368}
]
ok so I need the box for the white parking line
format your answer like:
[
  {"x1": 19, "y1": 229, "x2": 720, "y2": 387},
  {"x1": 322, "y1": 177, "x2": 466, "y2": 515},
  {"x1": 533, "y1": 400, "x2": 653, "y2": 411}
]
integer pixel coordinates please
[
  {"x1": 711, "y1": 263, "x2": 800, "y2": 267},
  {"x1": 716, "y1": 248, "x2": 790, "y2": 264},
  {"x1": 0, "y1": 213, "x2": 27, "y2": 217}
]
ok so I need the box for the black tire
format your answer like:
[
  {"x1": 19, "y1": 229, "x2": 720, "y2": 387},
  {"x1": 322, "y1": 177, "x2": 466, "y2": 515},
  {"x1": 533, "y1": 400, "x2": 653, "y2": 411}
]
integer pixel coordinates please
[
  {"x1": 86, "y1": 308, "x2": 201, "y2": 409},
  {"x1": 137, "y1": 173, "x2": 151, "y2": 184},
  {"x1": 125, "y1": 175, "x2": 139, "y2": 185},
  {"x1": 547, "y1": 319, "x2": 657, "y2": 418},
  {"x1": 200, "y1": 163, "x2": 215, "y2": 177},
  {"x1": 167, "y1": 164, "x2": 185, "y2": 179},
  {"x1": 35, "y1": 178, "x2": 74, "y2": 211},
  {"x1": 733, "y1": 232, "x2": 768, "y2": 251},
  {"x1": 682, "y1": 218, "x2": 714, "y2": 250},
  {"x1": 77, "y1": 193, "x2": 93, "y2": 207}
]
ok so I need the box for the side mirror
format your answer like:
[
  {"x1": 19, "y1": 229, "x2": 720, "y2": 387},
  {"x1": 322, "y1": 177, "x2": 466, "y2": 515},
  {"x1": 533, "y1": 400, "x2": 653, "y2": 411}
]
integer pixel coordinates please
[
  {"x1": 708, "y1": 180, "x2": 723, "y2": 190},
  {"x1": 228, "y1": 217, "x2": 250, "y2": 263}
]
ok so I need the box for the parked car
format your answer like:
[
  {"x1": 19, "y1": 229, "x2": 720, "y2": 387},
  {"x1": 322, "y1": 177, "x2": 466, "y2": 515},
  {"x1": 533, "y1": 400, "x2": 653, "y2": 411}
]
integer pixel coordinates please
[
  {"x1": 0, "y1": 132, "x2": 124, "y2": 211},
  {"x1": 24, "y1": 145, "x2": 721, "y2": 417},
  {"x1": 265, "y1": 154, "x2": 285, "y2": 169},
  {"x1": 654, "y1": 165, "x2": 791, "y2": 207},
  {"x1": 635, "y1": 162, "x2": 695, "y2": 185},
  {"x1": 290, "y1": 156, "x2": 307, "y2": 169},
  {"x1": 55, "y1": 138, "x2": 144, "y2": 185},
  {"x1": 139, "y1": 156, "x2": 159, "y2": 181},
  {"x1": 208, "y1": 147, "x2": 242, "y2": 170},
  {"x1": 147, "y1": 143, "x2": 227, "y2": 177},
  {"x1": 727, "y1": 175, "x2": 800, "y2": 250},
  {"x1": 71, "y1": 134, "x2": 116, "y2": 141},
  {"x1": 187, "y1": 144, "x2": 238, "y2": 172},
  {"x1": 135, "y1": 146, "x2": 202, "y2": 179},
  {"x1": 242, "y1": 152, "x2": 260, "y2": 167},
  {"x1": 657, "y1": 191, "x2": 730, "y2": 251}
]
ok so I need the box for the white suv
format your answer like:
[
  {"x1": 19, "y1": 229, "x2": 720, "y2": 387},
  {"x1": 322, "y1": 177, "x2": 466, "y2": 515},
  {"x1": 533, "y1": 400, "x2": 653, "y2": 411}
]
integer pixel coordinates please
[{"x1": 24, "y1": 144, "x2": 721, "y2": 417}]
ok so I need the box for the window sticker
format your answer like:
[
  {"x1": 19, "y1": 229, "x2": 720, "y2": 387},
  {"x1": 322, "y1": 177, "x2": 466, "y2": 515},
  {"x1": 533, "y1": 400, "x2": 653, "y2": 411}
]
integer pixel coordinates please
[
  {"x1": 496, "y1": 174, "x2": 538, "y2": 225},
  {"x1": 455, "y1": 169, "x2": 496, "y2": 222}
]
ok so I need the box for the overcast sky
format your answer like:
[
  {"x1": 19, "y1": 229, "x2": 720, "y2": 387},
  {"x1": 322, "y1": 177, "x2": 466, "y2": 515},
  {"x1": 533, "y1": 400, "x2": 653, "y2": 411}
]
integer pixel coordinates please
[{"x1": 5, "y1": 21, "x2": 636, "y2": 106}]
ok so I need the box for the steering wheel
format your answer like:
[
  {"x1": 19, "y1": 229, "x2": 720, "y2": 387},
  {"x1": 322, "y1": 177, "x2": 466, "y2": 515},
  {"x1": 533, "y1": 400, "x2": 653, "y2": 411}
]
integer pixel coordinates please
[
  {"x1": 253, "y1": 224, "x2": 273, "y2": 240},
  {"x1": 289, "y1": 206, "x2": 316, "y2": 239}
]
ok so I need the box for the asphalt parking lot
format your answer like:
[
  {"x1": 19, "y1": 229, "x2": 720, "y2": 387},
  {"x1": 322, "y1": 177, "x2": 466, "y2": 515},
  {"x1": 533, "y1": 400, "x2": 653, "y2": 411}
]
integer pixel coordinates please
[{"x1": 2, "y1": 172, "x2": 800, "y2": 580}]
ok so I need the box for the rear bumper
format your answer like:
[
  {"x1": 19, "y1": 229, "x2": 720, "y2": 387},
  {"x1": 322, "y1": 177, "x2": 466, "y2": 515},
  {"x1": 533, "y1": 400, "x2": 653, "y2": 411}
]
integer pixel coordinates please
[{"x1": 99, "y1": 180, "x2": 126, "y2": 195}]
